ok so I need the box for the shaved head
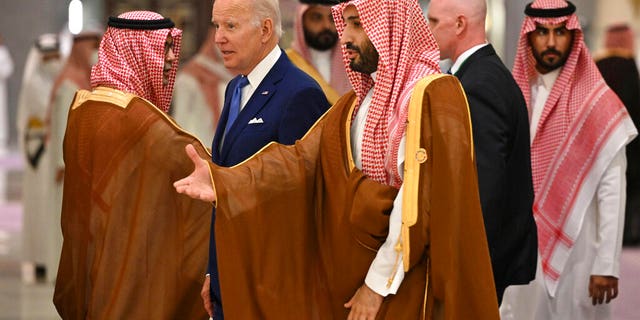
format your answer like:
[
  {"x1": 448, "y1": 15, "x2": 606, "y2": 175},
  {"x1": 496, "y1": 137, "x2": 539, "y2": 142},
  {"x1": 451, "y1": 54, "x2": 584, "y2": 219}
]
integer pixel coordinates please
[{"x1": 428, "y1": 0, "x2": 487, "y2": 61}]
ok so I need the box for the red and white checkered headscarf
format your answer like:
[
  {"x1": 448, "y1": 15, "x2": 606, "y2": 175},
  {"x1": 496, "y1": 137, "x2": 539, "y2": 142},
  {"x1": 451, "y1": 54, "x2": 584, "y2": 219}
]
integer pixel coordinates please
[
  {"x1": 513, "y1": 0, "x2": 637, "y2": 296},
  {"x1": 332, "y1": 0, "x2": 440, "y2": 188},
  {"x1": 91, "y1": 11, "x2": 182, "y2": 113},
  {"x1": 291, "y1": 4, "x2": 351, "y2": 95}
]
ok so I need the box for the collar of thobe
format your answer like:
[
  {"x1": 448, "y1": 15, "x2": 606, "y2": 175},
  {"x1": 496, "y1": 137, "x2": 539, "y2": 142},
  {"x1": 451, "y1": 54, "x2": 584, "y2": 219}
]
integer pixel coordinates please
[{"x1": 533, "y1": 67, "x2": 561, "y2": 92}]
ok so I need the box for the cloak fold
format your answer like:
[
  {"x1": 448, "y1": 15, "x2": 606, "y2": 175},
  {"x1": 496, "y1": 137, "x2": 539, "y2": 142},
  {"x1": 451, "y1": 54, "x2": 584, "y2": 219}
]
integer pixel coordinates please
[
  {"x1": 210, "y1": 75, "x2": 499, "y2": 319},
  {"x1": 54, "y1": 87, "x2": 211, "y2": 320}
]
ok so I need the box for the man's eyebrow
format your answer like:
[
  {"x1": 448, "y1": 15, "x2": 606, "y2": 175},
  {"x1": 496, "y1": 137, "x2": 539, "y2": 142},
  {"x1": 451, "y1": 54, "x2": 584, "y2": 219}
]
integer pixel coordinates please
[{"x1": 345, "y1": 15, "x2": 359, "y2": 21}]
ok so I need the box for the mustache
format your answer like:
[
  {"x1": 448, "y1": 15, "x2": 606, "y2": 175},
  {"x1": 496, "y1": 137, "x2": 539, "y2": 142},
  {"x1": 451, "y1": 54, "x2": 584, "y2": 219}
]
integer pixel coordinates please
[
  {"x1": 345, "y1": 42, "x2": 360, "y2": 53},
  {"x1": 317, "y1": 29, "x2": 337, "y2": 38},
  {"x1": 541, "y1": 48, "x2": 561, "y2": 56}
]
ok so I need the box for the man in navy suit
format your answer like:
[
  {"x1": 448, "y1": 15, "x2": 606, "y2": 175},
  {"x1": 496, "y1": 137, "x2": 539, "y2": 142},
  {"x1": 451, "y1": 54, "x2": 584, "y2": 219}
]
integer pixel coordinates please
[
  {"x1": 203, "y1": 0, "x2": 330, "y2": 318},
  {"x1": 428, "y1": 0, "x2": 537, "y2": 304}
]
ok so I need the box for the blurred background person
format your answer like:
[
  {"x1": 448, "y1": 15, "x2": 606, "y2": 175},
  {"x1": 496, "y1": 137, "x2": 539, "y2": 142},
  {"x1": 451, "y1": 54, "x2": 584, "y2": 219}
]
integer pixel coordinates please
[
  {"x1": 15, "y1": 33, "x2": 63, "y2": 283},
  {"x1": 173, "y1": 25, "x2": 231, "y2": 144},
  {"x1": 595, "y1": 23, "x2": 640, "y2": 246},
  {"x1": 285, "y1": 0, "x2": 350, "y2": 104},
  {"x1": 0, "y1": 33, "x2": 14, "y2": 203},
  {"x1": 44, "y1": 29, "x2": 101, "y2": 280}
]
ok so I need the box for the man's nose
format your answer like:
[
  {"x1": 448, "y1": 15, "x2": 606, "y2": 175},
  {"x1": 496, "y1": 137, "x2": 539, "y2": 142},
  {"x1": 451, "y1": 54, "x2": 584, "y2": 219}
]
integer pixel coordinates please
[
  {"x1": 322, "y1": 17, "x2": 335, "y2": 31},
  {"x1": 167, "y1": 48, "x2": 177, "y2": 61},
  {"x1": 215, "y1": 29, "x2": 226, "y2": 44},
  {"x1": 546, "y1": 33, "x2": 556, "y2": 48}
]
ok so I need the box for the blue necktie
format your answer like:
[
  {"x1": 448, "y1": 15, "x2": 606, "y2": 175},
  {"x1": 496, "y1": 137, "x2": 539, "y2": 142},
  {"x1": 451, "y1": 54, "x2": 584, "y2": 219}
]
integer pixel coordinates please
[{"x1": 225, "y1": 76, "x2": 250, "y2": 134}]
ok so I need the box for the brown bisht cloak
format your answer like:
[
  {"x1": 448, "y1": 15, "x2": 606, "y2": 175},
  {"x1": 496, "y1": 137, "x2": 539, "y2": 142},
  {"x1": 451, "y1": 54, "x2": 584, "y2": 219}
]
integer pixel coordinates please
[
  {"x1": 208, "y1": 74, "x2": 499, "y2": 319},
  {"x1": 54, "y1": 87, "x2": 211, "y2": 319}
]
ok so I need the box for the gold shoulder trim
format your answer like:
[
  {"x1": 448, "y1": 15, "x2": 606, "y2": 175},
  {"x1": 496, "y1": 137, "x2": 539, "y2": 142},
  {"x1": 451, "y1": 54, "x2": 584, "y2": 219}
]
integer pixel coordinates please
[
  {"x1": 70, "y1": 90, "x2": 91, "y2": 110},
  {"x1": 400, "y1": 74, "x2": 473, "y2": 271},
  {"x1": 72, "y1": 86, "x2": 137, "y2": 110}
]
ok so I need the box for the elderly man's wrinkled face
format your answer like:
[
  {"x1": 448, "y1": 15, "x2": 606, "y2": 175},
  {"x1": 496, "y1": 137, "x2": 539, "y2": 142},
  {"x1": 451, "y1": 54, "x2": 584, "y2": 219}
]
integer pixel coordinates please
[
  {"x1": 340, "y1": 5, "x2": 378, "y2": 75},
  {"x1": 212, "y1": 0, "x2": 268, "y2": 75},
  {"x1": 163, "y1": 34, "x2": 177, "y2": 86},
  {"x1": 528, "y1": 22, "x2": 574, "y2": 74},
  {"x1": 303, "y1": 5, "x2": 338, "y2": 51}
]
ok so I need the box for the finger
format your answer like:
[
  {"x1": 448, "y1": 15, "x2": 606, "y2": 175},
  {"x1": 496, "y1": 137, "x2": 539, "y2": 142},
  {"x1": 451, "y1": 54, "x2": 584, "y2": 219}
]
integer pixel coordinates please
[
  {"x1": 185, "y1": 143, "x2": 202, "y2": 164},
  {"x1": 344, "y1": 298, "x2": 353, "y2": 309},
  {"x1": 598, "y1": 292, "x2": 605, "y2": 304},
  {"x1": 592, "y1": 294, "x2": 597, "y2": 306},
  {"x1": 605, "y1": 289, "x2": 612, "y2": 304},
  {"x1": 612, "y1": 286, "x2": 619, "y2": 300}
]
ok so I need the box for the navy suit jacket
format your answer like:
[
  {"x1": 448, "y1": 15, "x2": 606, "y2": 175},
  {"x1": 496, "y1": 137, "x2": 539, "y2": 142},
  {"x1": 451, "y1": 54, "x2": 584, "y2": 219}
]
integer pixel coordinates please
[
  {"x1": 208, "y1": 49, "x2": 330, "y2": 318},
  {"x1": 454, "y1": 44, "x2": 537, "y2": 290}
]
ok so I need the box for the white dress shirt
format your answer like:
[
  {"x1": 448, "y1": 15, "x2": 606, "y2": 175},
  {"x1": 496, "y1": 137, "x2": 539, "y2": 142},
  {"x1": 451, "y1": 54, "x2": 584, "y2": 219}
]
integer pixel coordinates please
[{"x1": 241, "y1": 45, "x2": 282, "y2": 110}]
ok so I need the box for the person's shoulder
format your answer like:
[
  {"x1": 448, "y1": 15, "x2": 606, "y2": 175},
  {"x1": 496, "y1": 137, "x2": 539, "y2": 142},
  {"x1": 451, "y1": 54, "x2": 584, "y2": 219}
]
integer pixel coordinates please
[
  {"x1": 461, "y1": 55, "x2": 516, "y2": 87},
  {"x1": 281, "y1": 62, "x2": 325, "y2": 91}
]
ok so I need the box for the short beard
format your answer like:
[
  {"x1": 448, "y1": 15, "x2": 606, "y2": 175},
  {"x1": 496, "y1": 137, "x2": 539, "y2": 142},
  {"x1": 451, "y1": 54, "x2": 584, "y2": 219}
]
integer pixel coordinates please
[
  {"x1": 532, "y1": 48, "x2": 570, "y2": 73},
  {"x1": 304, "y1": 29, "x2": 338, "y2": 51},
  {"x1": 346, "y1": 41, "x2": 379, "y2": 75}
]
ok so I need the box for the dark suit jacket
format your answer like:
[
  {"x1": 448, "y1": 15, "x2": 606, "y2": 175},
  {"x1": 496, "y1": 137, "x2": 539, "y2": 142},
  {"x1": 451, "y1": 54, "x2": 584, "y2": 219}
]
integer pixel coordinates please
[
  {"x1": 212, "y1": 50, "x2": 330, "y2": 166},
  {"x1": 208, "y1": 49, "x2": 330, "y2": 319},
  {"x1": 454, "y1": 44, "x2": 537, "y2": 288}
]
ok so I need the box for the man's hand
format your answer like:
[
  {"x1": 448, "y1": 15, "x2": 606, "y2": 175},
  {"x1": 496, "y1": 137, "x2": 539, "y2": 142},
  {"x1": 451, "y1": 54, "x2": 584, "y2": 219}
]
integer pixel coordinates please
[
  {"x1": 589, "y1": 275, "x2": 619, "y2": 305},
  {"x1": 174, "y1": 144, "x2": 216, "y2": 202},
  {"x1": 344, "y1": 284, "x2": 383, "y2": 320},
  {"x1": 202, "y1": 275, "x2": 213, "y2": 317}
]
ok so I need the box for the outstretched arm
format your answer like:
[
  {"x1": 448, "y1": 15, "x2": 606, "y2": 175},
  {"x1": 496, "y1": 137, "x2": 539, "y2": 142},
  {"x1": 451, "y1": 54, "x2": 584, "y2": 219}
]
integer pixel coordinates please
[{"x1": 174, "y1": 144, "x2": 216, "y2": 203}]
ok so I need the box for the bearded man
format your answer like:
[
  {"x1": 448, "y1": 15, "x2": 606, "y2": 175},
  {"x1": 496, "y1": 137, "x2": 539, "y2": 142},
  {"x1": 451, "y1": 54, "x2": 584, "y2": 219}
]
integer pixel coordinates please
[
  {"x1": 500, "y1": 1, "x2": 637, "y2": 319},
  {"x1": 286, "y1": 0, "x2": 350, "y2": 104},
  {"x1": 54, "y1": 11, "x2": 211, "y2": 320},
  {"x1": 175, "y1": 0, "x2": 499, "y2": 319}
]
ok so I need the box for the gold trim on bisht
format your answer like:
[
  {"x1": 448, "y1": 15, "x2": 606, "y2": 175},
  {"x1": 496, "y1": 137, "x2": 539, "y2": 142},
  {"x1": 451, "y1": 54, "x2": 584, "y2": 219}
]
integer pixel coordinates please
[{"x1": 399, "y1": 74, "x2": 474, "y2": 272}]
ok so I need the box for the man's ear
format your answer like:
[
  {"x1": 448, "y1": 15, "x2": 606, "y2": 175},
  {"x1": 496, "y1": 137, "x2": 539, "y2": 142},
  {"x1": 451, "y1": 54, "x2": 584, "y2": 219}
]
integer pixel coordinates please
[
  {"x1": 261, "y1": 18, "x2": 274, "y2": 43},
  {"x1": 455, "y1": 15, "x2": 467, "y2": 36}
]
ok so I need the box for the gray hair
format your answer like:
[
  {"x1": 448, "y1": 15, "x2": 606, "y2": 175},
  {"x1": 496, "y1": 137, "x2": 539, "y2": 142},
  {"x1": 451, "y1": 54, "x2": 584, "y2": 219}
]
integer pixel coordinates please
[{"x1": 250, "y1": 0, "x2": 283, "y2": 38}]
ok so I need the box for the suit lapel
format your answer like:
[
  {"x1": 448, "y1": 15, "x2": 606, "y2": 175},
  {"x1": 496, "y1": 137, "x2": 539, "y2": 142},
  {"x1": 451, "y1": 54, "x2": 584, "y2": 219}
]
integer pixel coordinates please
[
  {"x1": 220, "y1": 51, "x2": 288, "y2": 158},
  {"x1": 212, "y1": 77, "x2": 236, "y2": 164}
]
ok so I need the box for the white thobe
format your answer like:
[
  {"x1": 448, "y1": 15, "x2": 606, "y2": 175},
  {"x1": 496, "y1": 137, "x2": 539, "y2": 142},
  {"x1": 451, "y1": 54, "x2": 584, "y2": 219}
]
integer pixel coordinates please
[
  {"x1": 46, "y1": 79, "x2": 80, "y2": 278},
  {"x1": 173, "y1": 54, "x2": 231, "y2": 144},
  {"x1": 0, "y1": 45, "x2": 13, "y2": 153},
  {"x1": 17, "y1": 48, "x2": 63, "y2": 278},
  {"x1": 500, "y1": 72, "x2": 626, "y2": 320},
  {"x1": 0, "y1": 45, "x2": 14, "y2": 203}
]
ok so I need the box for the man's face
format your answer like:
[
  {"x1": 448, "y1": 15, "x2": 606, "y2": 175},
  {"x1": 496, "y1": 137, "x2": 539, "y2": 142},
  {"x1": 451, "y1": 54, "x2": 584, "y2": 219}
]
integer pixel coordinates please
[
  {"x1": 527, "y1": 22, "x2": 574, "y2": 74},
  {"x1": 212, "y1": 0, "x2": 267, "y2": 75},
  {"x1": 340, "y1": 5, "x2": 378, "y2": 75},
  {"x1": 426, "y1": 0, "x2": 456, "y2": 60},
  {"x1": 303, "y1": 5, "x2": 338, "y2": 51},
  {"x1": 163, "y1": 34, "x2": 177, "y2": 86}
]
